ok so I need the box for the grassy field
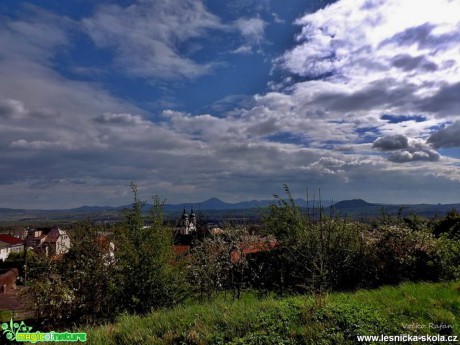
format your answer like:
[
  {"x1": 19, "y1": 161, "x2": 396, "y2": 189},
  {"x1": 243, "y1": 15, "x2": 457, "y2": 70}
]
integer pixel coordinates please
[{"x1": 84, "y1": 281, "x2": 460, "y2": 345}]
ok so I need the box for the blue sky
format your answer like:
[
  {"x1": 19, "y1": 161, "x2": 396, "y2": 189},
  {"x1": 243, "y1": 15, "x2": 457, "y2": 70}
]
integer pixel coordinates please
[{"x1": 1, "y1": 0, "x2": 460, "y2": 209}]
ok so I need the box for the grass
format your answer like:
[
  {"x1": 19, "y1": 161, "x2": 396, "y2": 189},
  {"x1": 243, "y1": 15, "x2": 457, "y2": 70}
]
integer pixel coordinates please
[
  {"x1": 82, "y1": 281, "x2": 460, "y2": 344},
  {"x1": 0, "y1": 310, "x2": 13, "y2": 322}
]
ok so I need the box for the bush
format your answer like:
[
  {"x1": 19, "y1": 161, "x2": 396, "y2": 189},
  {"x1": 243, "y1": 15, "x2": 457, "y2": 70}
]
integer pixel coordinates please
[
  {"x1": 433, "y1": 209, "x2": 460, "y2": 239},
  {"x1": 260, "y1": 187, "x2": 368, "y2": 294},
  {"x1": 367, "y1": 225, "x2": 441, "y2": 285},
  {"x1": 437, "y1": 236, "x2": 460, "y2": 280}
]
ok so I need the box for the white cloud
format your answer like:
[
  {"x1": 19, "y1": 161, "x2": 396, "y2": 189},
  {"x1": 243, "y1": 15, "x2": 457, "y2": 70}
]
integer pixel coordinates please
[
  {"x1": 1, "y1": 0, "x2": 460, "y2": 208},
  {"x1": 278, "y1": 0, "x2": 460, "y2": 119},
  {"x1": 82, "y1": 0, "x2": 224, "y2": 80},
  {"x1": 234, "y1": 17, "x2": 266, "y2": 44},
  {"x1": 231, "y1": 45, "x2": 253, "y2": 55}
]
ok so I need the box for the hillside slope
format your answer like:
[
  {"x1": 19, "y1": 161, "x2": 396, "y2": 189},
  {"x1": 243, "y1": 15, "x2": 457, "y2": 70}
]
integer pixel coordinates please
[{"x1": 87, "y1": 281, "x2": 460, "y2": 344}]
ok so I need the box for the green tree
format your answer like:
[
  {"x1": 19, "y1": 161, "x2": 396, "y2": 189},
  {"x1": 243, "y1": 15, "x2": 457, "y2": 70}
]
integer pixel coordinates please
[
  {"x1": 114, "y1": 183, "x2": 184, "y2": 314},
  {"x1": 23, "y1": 222, "x2": 119, "y2": 325}
]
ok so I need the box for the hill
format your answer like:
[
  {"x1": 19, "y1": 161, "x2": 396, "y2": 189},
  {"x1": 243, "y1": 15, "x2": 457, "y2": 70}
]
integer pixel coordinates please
[
  {"x1": 332, "y1": 198, "x2": 377, "y2": 208},
  {"x1": 1, "y1": 198, "x2": 460, "y2": 225},
  {"x1": 86, "y1": 280, "x2": 460, "y2": 344}
]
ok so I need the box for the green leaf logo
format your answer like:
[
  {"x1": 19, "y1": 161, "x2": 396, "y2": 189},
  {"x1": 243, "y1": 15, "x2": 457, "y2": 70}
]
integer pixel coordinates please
[{"x1": 2, "y1": 319, "x2": 33, "y2": 342}]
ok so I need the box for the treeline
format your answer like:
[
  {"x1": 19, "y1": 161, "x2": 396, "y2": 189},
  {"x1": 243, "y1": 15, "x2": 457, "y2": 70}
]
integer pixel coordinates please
[{"x1": 18, "y1": 185, "x2": 460, "y2": 327}]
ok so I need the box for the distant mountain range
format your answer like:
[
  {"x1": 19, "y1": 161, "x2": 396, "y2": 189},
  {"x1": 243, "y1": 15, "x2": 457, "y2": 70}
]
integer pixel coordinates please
[{"x1": 0, "y1": 198, "x2": 459, "y2": 224}]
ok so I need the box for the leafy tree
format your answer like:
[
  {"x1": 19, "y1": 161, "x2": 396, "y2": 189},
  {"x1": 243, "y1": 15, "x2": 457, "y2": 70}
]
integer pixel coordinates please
[
  {"x1": 60, "y1": 222, "x2": 119, "y2": 323},
  {"x1": 188, "y1": 227, "x2": 253, "y2": 300},
  {"x1": 188, "y1": 234, "x2": 231, "y2": 300},
  {"x1": 23, "y1": 222, "x2": 118, "y2": 325},
  {"x1": 113, "y1": 183, "x2": 184, "y2": 314},
  {"x1": 23, "y1": 183, "x2": 184, "y2": 325},
  {"x1": 433, "y1": 209, "x2": 460, "y2": 239}
]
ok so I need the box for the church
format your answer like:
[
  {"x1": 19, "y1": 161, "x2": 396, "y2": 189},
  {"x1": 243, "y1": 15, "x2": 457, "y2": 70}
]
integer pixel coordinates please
[{"x1": 175, "y1": 208, "x2": 197, "y2": 235}]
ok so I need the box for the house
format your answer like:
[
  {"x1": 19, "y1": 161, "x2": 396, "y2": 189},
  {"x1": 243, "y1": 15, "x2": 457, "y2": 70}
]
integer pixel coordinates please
[
  {"x1": 0, "y1": 234, "x2": 24, "y2": 262},
  {"x1": 26, "y1": 227, "x2": 70, "y2": 256}
]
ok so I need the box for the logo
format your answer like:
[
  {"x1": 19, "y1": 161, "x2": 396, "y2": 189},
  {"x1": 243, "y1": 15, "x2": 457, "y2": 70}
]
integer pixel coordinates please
[{"x1": 2, "y1": 319, "x2": 87, "y2": 343}]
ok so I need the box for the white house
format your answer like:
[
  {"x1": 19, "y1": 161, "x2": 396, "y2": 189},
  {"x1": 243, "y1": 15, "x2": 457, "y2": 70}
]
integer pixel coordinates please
[
  {"x1": 26, "y1": 227, "x2": 70, "y2": 256},
  {"x1": 0, "y1": 234, "x2": 24, "y2": 262}
]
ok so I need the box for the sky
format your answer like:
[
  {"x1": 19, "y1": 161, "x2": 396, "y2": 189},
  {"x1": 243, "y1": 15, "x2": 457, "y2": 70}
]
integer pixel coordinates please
[{"x1": 1, "y1": 0, "x2": 460, "y2": 209}]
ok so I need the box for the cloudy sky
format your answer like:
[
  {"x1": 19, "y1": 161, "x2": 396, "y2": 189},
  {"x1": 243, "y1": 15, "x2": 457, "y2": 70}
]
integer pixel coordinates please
[{"x1": 1, "y1": 0, "x2": 460, "y2": 209}]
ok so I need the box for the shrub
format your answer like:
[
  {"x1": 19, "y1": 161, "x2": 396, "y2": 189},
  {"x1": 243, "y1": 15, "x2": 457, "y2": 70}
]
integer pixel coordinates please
[
  {"x1": 260, "y1": 187, "x2": 369, "y2": 294},
  {"x1": 367, "y1": 225, "x2": 441, "y2": 285},
  {"x1": 433, "y1": 209, "x2": 460, "y2": 239}
]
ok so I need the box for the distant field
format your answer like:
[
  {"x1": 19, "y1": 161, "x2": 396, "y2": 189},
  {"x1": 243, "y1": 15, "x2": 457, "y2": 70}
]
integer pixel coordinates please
[{"x1": 86, "y1": 280, "x2": 460, "y2": 345}]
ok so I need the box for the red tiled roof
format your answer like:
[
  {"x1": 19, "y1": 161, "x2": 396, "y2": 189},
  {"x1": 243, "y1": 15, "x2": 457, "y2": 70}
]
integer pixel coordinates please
[
  {"x1": 231, "y1": 240, "x2": 278, "y2": 263},
  {"x1": 0, "y1": 234, "x2": 24, "y2": 246},
  {"x1": 41, "y1": 228, "x2": 61, "y2": 243}
]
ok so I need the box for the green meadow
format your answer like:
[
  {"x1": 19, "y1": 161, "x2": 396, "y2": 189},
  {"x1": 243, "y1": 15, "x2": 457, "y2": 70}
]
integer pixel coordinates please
[{"x1": 85, "y1": 280, "x2": 460, "y2": 345}]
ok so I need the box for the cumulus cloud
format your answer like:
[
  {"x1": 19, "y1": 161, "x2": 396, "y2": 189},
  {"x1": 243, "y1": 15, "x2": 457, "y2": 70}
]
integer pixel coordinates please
[
  {"x1": 277, "y1": 0, "x2": 460, "y2": 119},
  {"x1": 388, "y1": 149, "x2": 440, "y2": 163},
  {"x1": 373, "y1": 135, "x2": 409, "y2": 151},
  {"x1": 428, "y1": 121, "x2": 460, "y2": 148},
  {"x1": 231, "y1": 17, "x2": 267, "y2": 55},
  {"x1": 0, "y1": 6, "x2": 71, "y2": 62},
  {"x1": 373, "y1": 135, "x2": 441, "y2": 163},
  {"x1": 391, "y1": 54, "x2": 438, "y2": 72}
]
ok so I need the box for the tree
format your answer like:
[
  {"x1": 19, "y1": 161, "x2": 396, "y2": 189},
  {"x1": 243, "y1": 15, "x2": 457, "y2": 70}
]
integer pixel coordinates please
[
  {"x1": 23, "y1": 222, "x2": 119, "y2": 325},
  {"x1": 113, "y1": 183, "x2": 184, "y2": 314},
  {"x1": 23, "y1": 183, "x2": 184, "y2": 325}
]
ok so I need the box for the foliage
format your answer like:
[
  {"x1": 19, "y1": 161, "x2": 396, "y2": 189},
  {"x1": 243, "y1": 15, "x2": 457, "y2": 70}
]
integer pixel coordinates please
[
  {"x1": 23, "y1": 183, "x2": 184, "y2": 325},
  {"x1": 188, "y1": 227, "x2": 254, "y2": 300},
  {"x1": 113, "y1": 183, "x2": 184, "y2": 314},
  {"x1": 22, "y1": 222, "x2": 118, "y2": 325},
  {"x1": 260, "y1": 186, "x2": 368, "y2": 294},
  {"x1": 20, "y1": 183, "x2": 460, "y2": 330},
  {"x1": 60, "y1": 222, "x2": 119, "y2": 323},
  {"x1": 1, "y1": 250, "x2": 36, "y2": 280},
  {"x1": 259, "y1": 186, "x2": 460, "y2": 294},
  {"x1": 188, "y1": 235, "x2": 232, "y2": 300},
  {"x1": 433, "y1": 209, "x2": 460, "y2": 239},
  {"x1": 366, "y1": 225, "x2": 441, "y2": 285},
  {"x1": 262, "y1": 185, "x2": 306, "y2": 245},
  {"x1": 85, "y1": 280, "x2": 460, "y2": 345},
  {"x1": 437, "y1": 235, "x2": 460, "y2": 280}
]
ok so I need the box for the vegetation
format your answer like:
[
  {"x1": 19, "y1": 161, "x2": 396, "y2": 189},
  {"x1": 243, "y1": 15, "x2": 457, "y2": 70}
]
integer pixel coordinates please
[
  {"x1": 113, "y1": 184, "x2": 185, "y2": 314},
  {"x1": 21, "y1": 184, "x2": 184, "y2": 326},
  {"x1": 86, "y1": 280, "x2": 460, "y2": 345},
  {"x1": 9, "y1": 184, "x2": 460, "y2": 344}
]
